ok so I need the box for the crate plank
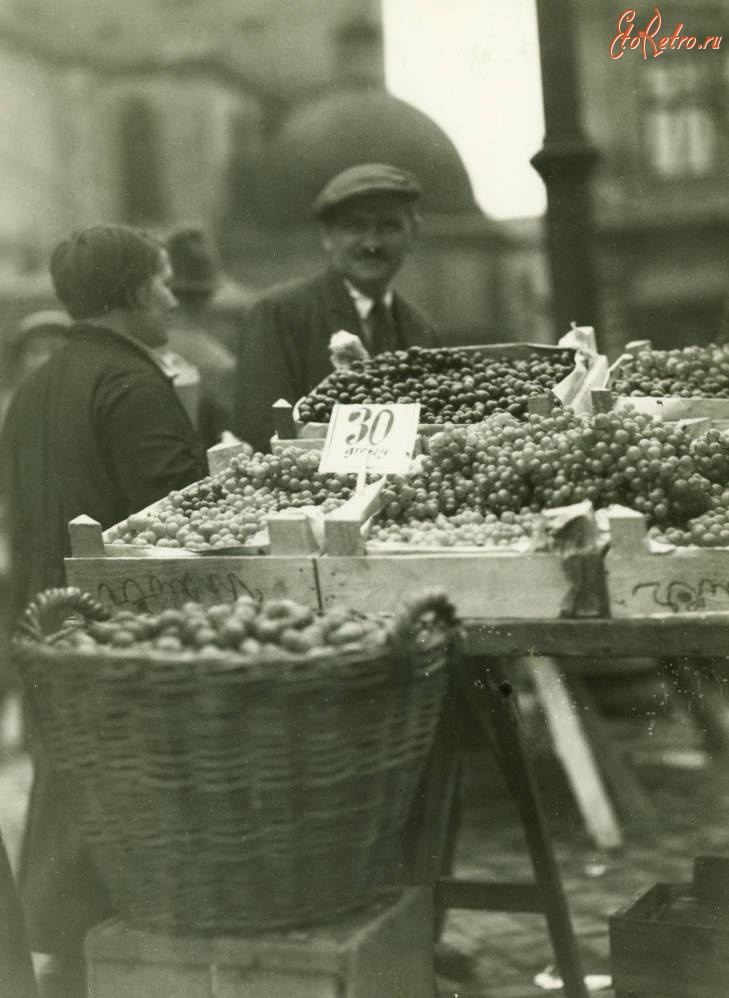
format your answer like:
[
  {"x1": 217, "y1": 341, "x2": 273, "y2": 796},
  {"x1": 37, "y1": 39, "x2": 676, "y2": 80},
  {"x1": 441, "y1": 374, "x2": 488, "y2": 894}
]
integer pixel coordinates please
[
  {"x1": 65, "y1": 555, "x2": 320, "y2": 613},
  {"x1": 605, "y1": 507, "x2": 729, "y2": 617},
  {"x1": 316, "y1": 552, "x2": 571, "y2": 618}
]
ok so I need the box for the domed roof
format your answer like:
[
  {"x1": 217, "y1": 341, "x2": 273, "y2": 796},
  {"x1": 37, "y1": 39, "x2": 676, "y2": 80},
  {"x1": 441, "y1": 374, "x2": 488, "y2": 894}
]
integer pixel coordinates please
[{"x1": 257, "y1": 89, "x2": 478, "y2": 225}]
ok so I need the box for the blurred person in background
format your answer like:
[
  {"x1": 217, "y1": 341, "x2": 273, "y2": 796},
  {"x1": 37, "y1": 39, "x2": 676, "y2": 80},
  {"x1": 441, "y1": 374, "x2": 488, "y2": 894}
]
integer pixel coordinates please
[
  {"x1": 163, "y1": 226, "x2": 239, "y2": 448},
  {"x1": 0, "y1": 310, "x2": 73, "y2": 753},
  {"x1": 0, "y1": 223, "x2": 207, "y2": 998},
  {"x1": 233, "y1": 163, "x2": 438, "y2": 452},
  {"x1": 11, "y1": 311, "x2": 72, "y2": 382},
  {"x1": 0, "y1": 312, "x2": 72, "y2": 427}
]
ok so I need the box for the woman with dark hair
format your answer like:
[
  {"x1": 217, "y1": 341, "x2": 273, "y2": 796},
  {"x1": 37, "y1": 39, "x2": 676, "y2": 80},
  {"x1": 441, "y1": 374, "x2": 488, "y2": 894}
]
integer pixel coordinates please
[{"x1": 0, "y1": 224, "x2": 208, "y2": 997}]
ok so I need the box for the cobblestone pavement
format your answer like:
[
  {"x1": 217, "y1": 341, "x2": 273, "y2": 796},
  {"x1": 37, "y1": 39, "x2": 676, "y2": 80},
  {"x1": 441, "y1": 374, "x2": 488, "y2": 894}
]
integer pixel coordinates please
[
  {"x1": 0, "y1": 691, "x2": 727, "y2": 998},
  {"x1": 439, "y1": 699, "x2": 729, "y2": 998}
]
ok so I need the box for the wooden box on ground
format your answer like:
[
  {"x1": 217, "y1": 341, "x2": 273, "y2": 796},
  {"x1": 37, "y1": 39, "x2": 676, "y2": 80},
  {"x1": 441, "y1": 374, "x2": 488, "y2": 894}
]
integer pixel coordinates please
[
  {"x1": 318, "y1": 480, "x2": 604, "y2": 619},
  {"x1": 604, "y1": 506, "x2": 729, "y2": 617},
  {"x1": 85, "y1": 889, "x2": 435, "y2": 998},
  {"x1": 610, "y1": 875, "x2": 729, "y2": 998}
]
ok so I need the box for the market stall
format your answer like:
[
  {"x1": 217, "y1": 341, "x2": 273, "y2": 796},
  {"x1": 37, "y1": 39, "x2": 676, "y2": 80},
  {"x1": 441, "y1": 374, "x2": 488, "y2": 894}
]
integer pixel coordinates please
[{"x1": 54, "y1": 332, "x2": 729, "y2": 997}]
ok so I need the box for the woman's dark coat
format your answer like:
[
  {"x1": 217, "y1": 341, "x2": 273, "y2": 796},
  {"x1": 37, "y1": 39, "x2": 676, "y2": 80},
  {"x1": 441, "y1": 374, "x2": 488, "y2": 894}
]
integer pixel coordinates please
[{"x1": 0, "y1": 322, "x2": 207, "y2": 955}]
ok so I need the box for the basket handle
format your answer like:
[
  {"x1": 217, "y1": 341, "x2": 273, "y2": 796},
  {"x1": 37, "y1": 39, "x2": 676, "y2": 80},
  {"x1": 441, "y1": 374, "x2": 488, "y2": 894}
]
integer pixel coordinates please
[
  {"x1": 385, "y1": 589, "x2": 458, "y2": 678},
  {"x1": 15, "y1": 587, "x2": 110, "y2": 644}
]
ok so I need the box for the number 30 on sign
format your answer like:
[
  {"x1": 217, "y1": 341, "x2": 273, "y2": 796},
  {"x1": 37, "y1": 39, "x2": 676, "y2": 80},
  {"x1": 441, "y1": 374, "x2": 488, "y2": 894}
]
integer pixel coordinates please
[{"x1": 318, "y1": 403, "x2": 421, "y2": 475}]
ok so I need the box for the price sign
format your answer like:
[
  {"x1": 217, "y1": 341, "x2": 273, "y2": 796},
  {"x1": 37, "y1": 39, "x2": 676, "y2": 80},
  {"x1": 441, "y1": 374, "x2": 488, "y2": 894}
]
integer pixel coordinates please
[{"x1": 318, "y1": 403, "x2": 420, "y2": 475}]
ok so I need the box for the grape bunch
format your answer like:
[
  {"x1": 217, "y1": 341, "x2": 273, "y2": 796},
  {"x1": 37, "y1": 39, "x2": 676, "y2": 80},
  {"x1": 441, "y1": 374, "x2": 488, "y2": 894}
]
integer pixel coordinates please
[
  {"x1": 612, "y1": 344, "x2": 729, "y2": 399},
  {"x1": 107, "y1": 448, "x2": 355, "y2": 551},
  {"x1": 370, "y1": 509, "x2": 535, "y2": 547},
  {"x1": 657, "y1": 497, "x2": 729, "y2": 549},
  {"x1": 297, "y1": 345, "x2": 575, "y2": 425},
  {"x1": 376, "y1": 406, "x2": 722, "y2": 543}
]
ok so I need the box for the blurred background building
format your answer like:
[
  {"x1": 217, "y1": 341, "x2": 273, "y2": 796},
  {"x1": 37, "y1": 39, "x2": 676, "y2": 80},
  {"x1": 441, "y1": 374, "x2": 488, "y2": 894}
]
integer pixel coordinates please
[{"x1": 0, "y1": 0, "x2": 727, "y2": 362}]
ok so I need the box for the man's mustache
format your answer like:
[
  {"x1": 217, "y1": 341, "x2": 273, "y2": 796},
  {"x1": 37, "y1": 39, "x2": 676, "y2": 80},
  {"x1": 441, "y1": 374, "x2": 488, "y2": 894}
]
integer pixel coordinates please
[{"x1": 353, "y1": 249, "x2": 389, "y2": 260}]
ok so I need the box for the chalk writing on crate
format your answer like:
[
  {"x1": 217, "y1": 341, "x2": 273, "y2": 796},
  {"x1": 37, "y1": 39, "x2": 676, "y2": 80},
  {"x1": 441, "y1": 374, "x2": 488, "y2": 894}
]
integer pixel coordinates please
[
  {"x1": 632, "y1": 578, "x2": 729, "y2": 613},
  {"x1": 97, "y1": 571, "x2": 265, "y2": 611}
]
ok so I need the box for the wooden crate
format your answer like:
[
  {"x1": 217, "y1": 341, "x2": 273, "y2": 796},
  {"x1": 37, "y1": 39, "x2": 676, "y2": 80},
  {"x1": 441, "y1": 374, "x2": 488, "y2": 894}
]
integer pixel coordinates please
[
  {"x1": 316, "y1": 480, "x2": 601, "y2": 619},
  {"x1": 610, "y1": 880, "x2": 729, "y2": 998},
  {"x1": 85, "y1": 889, "x2": 435, "y2": 998},
  {"x1": 604, "y1": 506, "x2": 729, "y2": 617},
  {"x1": 605, "y1": 339, "x2": 729, "y2": 426},
  {"x1": 65, "y1": 514, "x2": 321, "y2": 614}
]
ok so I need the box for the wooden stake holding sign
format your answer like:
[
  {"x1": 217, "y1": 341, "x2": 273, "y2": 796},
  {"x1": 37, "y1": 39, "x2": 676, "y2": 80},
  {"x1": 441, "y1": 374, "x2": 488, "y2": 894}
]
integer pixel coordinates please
[{"x1": 319, "y1": 403, "x2": 420, "y2": 556}]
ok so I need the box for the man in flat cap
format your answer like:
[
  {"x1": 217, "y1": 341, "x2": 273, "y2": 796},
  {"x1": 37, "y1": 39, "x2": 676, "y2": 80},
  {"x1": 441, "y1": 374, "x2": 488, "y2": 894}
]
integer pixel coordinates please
[{"x1": 233, "y1": 163, "x2": 438, "y2": 452}]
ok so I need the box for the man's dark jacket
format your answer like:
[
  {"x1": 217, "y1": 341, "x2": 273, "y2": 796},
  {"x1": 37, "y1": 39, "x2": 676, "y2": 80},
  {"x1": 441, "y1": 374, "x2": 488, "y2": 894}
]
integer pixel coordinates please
[
  {"x1": 234, "y1": 268, "x2": 438, "y2": 452},
  {"x1": 0, "y1": 322, "x2": 207, "y2": 955}
]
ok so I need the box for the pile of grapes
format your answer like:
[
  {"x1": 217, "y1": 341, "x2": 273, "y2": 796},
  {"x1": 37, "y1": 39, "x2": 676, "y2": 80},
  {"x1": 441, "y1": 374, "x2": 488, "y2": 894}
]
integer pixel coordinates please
[
  {"x1": 373, "y1": 407, "x2": 729, "y2": 547},
  {"x1": 612, "y1": 343, "x2": 729, "y2": 399},
  {"x1": 57, "y1": 595, "x2": 385, "y2": 657},
  {"x1": 370, "y1": 509, "x2": 535, "y2": 547},
  {"x1": 297, "y1": 345, "x2": 575, "y2": 425},
  {"x1": 107, "y1": 448, "x2": 356, "y2": 551}
]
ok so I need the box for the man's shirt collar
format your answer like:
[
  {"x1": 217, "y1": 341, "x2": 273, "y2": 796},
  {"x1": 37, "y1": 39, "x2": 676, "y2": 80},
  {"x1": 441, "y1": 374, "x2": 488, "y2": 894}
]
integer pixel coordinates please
[{"x1": 343, "y1": 279, "x2": 394, "y2": 320}]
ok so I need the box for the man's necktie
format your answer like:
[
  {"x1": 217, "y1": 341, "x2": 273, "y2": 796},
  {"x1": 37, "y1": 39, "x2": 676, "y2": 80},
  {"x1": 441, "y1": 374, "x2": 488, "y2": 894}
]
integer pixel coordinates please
[{"x1": 368, "y1": 298, "x2": 396, "y2": 355}]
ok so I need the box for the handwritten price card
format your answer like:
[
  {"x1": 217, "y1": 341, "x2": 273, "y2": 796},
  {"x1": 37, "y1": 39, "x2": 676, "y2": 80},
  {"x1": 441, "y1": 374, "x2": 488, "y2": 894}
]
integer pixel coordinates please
[{"x1": 318, "y1": 403, "x2": 420, "y2": 475}]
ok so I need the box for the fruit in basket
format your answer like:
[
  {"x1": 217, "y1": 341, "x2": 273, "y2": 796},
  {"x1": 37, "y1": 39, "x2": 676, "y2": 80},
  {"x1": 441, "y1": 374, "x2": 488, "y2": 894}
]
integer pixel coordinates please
[
  {"x1": 109, "y1": 447, "x2": 357, "y2": 551},
  {"x1": 296, "y1": 345, "x2": 575, "y2": 425},
  {"x1": 76, "y1": 597, "x2": 387, "y2": 657},
  {"x1": 612, "y1": 343, "x2": 729, "y2": 398}
]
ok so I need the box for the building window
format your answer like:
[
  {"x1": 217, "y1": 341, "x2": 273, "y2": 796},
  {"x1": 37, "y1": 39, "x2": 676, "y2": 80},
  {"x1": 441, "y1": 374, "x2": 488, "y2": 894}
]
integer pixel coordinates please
[{"x1": 119, "y1": 98, "x2": 166, "y2": 223}]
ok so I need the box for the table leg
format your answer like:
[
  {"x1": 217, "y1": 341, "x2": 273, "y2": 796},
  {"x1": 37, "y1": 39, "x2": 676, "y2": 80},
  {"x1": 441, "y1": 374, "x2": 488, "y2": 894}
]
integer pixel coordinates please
[{"x1": 455, "y1": 654, "x2": 588, "y2": 998}]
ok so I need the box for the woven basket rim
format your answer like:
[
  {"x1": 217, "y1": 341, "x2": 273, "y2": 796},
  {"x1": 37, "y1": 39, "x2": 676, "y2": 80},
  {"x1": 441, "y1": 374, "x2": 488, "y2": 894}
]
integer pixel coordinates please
[{"x1": 13, "y1": 632, "x2": 450, "y2": 685}]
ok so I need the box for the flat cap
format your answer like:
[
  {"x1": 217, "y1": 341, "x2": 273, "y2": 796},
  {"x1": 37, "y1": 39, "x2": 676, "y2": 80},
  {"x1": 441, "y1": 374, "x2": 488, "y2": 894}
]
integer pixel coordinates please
[
  {"x1": 312, "y1": 163, "x2": 422, "y2": 218},
  {"x1": 166, "y1": 226, "x2": 221, "y2": 295}
]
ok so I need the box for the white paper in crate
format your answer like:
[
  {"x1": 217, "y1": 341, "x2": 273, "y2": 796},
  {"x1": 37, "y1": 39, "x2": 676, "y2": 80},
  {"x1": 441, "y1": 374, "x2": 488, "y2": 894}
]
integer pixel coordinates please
[
  {"x1": 329, "y1": 330, "x2": 370, "y2": 369},
  {"x1": 556, "y1": 325, "x2": 609, "y2": 414}
]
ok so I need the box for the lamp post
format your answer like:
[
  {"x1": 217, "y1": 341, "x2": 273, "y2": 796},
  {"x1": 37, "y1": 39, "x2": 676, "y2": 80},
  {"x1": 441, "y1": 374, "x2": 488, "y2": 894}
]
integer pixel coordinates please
[{"x1": 531, "y1": 0, "x2": 601, "y2": 340}]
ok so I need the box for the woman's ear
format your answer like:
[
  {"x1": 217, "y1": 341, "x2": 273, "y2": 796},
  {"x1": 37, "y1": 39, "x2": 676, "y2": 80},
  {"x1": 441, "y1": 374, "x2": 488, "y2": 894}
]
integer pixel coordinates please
[
  {"x1": 320, "y1": 223, "x2": 334, "y2": 254},
  {"x1": 129, "y1": 278, "x2": 152, "y2": 312}
]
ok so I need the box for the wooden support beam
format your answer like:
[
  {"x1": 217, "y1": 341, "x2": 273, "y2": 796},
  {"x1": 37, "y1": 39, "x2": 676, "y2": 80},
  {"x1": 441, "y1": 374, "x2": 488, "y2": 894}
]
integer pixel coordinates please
[
  {"x1": 323, "y1": 478, "x2": 387, "y2": 556},
  {"x1": 454, "y1": 654, "x2": 588, "y2": 998},
  {"x1": 462, "y1": 617, "x2": 729, "y2": 659},
  {"x1": 524, "y1": 656, "x2": 623, "y2": 851},
  {"x1": 435, "y1": 879, "x2": 543, "y2": 914}
]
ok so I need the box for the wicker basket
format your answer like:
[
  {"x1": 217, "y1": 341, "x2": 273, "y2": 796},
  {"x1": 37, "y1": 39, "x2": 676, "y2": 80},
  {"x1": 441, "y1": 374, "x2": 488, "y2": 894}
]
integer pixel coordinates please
[{"x1": 14, "y1": 588, "x2": 454, "y2": 934}]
